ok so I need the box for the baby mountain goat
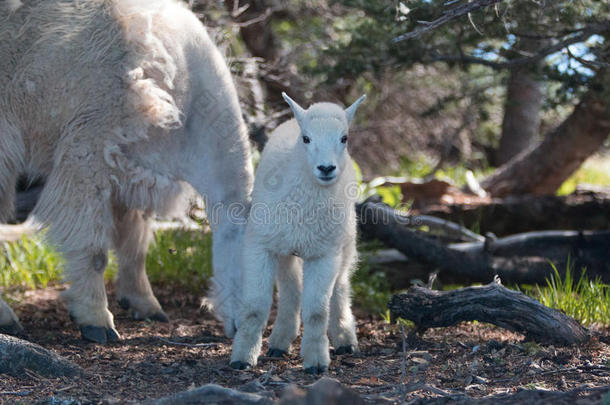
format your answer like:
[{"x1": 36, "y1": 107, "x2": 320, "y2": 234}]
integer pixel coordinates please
[
  {"x1": 0, "y1": 0, "x2": 253, "y2": 342},
  {"x1": 230, "y1": 93, "x2": 366, "y2": 374}
]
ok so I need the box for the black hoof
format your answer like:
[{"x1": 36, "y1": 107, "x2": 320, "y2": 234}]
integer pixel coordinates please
[
  {"x1": 335, "y1": 345, "x2": 356, "y2": 355},
  {"x1": 305, "y1": 365, "x2": 328, "y2": 375},
  {"x1": 118, "y1": 298, "x2": 130, "y2": 310},
  {"x1": 148, "y1": 311, "x2": 169, "y2": 323},
  {"x1": 266, "y1": 348, "x2": 287, "y2": 358},
  {"x1": 130, "y1": 307, "x2": 170, "y2": 323},
  {"x1": 230, "y1": 361, "x2": 252, "y2": 370},
  {"x1": 81, "y1": 326, "x2": 121, "y2": 344},
  {"x1": 106, "y1": 327, "x2": 120, "y2": 342},
  {"x1": 0, "y1": 320, "x2": 24, "y2": 336}
]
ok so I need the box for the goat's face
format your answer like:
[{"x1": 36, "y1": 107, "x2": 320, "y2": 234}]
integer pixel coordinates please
[{"x1": 282, "y1": 93, "x2": 366, "y2": 186}]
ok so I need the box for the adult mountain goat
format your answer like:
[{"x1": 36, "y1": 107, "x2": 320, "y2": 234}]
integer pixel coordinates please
[
  {"x1": 230, "y1": 93, "x2": 366, "y2": 374},
  {"x1": 0, "y1": 0, "x2": 253, "y2": 343}
]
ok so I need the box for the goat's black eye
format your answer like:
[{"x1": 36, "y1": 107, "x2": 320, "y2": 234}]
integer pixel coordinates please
[
  {"x1": 302, "y1": 135, "x2": 311, "y2": 144},
  {"x1": 341, "y1": 135, "x2": 348, "y2": 144}
]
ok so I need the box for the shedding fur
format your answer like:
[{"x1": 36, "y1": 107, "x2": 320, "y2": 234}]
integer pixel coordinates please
[
  {"x1": 0, "y1": 0, "x2": 253, "y2": 340},
  {"x1": 230, "y1": 94, "x2": 366, "y2": 372}
]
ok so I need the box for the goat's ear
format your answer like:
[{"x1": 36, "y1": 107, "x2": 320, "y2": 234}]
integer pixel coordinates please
[
  {"x1": 282, "y1": 92, "x2": 306, "y2": 127},
  {"x1": 345, "y1": 94, "x2": 367, "y2": 125}
]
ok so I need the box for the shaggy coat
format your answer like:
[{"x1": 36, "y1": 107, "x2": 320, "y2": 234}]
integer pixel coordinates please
[
  {"x1": 230, "y1": 94, "x2": 365, "y2": 373},
  {"x1": 0, "y1": 0, "x2": 253, "y2": 342}
]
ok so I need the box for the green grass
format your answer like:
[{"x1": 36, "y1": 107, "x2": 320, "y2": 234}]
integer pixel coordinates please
[
  {"x1": 534, "y1": 262, "x2": 610, "y2": 326},
  {"x1": 557, "y1": 155, "x2": 610, "y2": 196},
  {"x1": 352, "y1": 240, "x2": 393, "y2": 312},
  {"x1": 144, "y1": 229, "x2": 212, "y2": 293},
  {"x1": 0, "y1": 229, "x2": 212, "y2": 297},
  {"x1": 0, "y1": 236, "x2": 64, "y2": 291}
]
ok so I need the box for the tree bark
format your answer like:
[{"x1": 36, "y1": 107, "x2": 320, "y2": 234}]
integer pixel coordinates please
[
  {"x1": 224, "y1": 0, "x2": 302, "y2": 106},
  {"x1": 224, "y1": 0, "x2": 278, "y2": 62},
  {"x1": 388, "y1": 282, "x2": 590, "y2": 346},
  {"x1": 495, "y1": 39, "x2": 546, "y2": 166},
  {"x1": 0, "y1": 333, "x2": 82, "y2": 377},
  {"x1": 149, "y1": 384, "x2": 273, "y2": 405},
  {"x1": 482, "y1": 68, "x2": 610, "y2": 197}
]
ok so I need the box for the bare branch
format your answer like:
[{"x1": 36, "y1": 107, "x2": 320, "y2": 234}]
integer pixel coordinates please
[
  {"x1": 393, "y1": 0, "x2": 504, "y2": 42},
  {"x1": 422, "y1": 20, "x2": 610, "y2": 69}
]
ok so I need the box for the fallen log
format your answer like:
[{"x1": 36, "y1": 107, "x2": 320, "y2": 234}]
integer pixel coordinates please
[
  {"x1": 0, "y1": 333, "x2": 82, "y2": 377},
  {"x1": 148, "y1": 377, "x2": 364, "y2": 405},
  {"x1": 409, "y1": 384, "x2": 610, "y2": 405},
  {"x1": 388, "y1": 281, "x2": 590, "y2": 346},
  {"x1": 451, "y1": 230, "x2": 610, "y2": 258},
  {"x1": 357, "y1": 198, "x2": 610, "y2": 284},
  {"x1": 148, "y1": 384, "x2": 273, "y2": 405},
  {"x1": 421, "y1": 190, "x2": 610, "y2": 236}
]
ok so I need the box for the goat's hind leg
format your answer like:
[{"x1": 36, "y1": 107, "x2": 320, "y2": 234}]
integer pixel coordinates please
[
  {"x1": 267, "y1": 255, "x2": 302, "y2": 358},
  {"x1": 0, "y1": 118, "x2": 20, "y2": 224},
  {"x1": 0, "y1": 176, "x2": 15, "y2": 224},
  {"x1": 113, "y1": 208, "x2": 167, "y2": 322},
  {"x1": 0, "y1": 295, "x2": 23, "y2": 335},
  {"x1": 0, "y1": 135, "x2": 22, "y2": 333}
]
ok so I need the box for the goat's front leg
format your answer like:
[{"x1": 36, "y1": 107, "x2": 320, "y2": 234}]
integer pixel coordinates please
[
  {"x1": 329, "y1": 240, "x2": 358, "y2": 355},
  {"x1": 32, "y1": 151, "x2": 118, "y2": 344},
  {"x1": 230, "y1": 243, "x2": 277, "y2": 370},
  {"x1": 301, "y1": 254, "x2": 339, "y2": 374}
]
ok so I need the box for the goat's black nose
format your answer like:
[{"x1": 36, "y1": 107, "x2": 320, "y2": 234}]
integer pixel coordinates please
[{"x1": 317, "y1": 165, "x2": 336, "y2": 175}]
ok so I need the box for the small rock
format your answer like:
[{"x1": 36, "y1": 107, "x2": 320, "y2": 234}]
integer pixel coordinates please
[
  {"x1": 240, "y1": 380, "x2": 266, "y2": 393},
  {"x1": 279, "y1": 385, "x2": 306, "y2": 405},
  {"x1": 237, "y1": 373, "x2": 252, "y2": 382},
  {"x1": 270, "y1": 375, "x2": 284, "y2": 383},
  {"x1": 305, "y1": 377, "x2": 364, "y2": 405}
]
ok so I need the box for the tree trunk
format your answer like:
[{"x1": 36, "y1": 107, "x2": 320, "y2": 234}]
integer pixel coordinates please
[
  {"x1": 224, "y1": 0, "x2": 300, "y2": 106},
  {"x1": 225, "y1": 0, "x2": 278, "y2": 62},
  {"x1": 495, "y1": 39, "x2": 546, "y2": 165},
  {"x1": 482, "y1": 68, "x2": 610, "y2": 197}
]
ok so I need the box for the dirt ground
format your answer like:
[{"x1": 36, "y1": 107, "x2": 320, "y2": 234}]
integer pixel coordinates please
[{"x1": 1, "y1": 285, "x2": 609, "y2": 404}]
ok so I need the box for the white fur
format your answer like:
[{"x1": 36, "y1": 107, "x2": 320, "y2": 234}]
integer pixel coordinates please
[
  {"x1": 231, "y1": 94, "x2": 365, "y2": 371},
  {"x1": 4, "y1": 0, "x2": 22, "y2": 12},
  {"x1": 0, "y1": 0, "x2": 253, "y2": 337}
]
